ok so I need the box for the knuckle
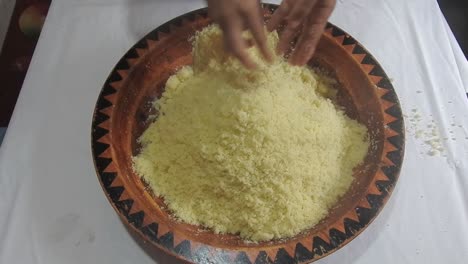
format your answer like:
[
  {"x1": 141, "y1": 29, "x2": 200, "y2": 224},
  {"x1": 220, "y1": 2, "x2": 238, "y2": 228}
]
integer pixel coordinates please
[
  {"x1": 292, "y1": 9, "x2": 308, "y2": 19},
  {"x1": 285, "y1": 17, "x2": 302, "y2": 29},
  {"x1": 286, "y1": 19, "x2": 302, "y2": 29},
  {"x1": 306, "y1": 23, "x2": 324, "y2": 32}
]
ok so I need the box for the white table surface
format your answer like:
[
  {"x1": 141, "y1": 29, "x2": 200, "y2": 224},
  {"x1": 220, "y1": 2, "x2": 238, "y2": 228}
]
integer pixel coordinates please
[{"x1": 1, "y1": 0, "x2": 468, "y2": 263}]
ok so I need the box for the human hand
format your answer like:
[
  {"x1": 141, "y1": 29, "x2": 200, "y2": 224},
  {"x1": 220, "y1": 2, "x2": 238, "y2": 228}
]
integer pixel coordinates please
[
  {"x1": 207, "y1": 0, "x2": 273, "y2": 69},
  {"x1": 267, "y1": 0, "x2": 336, "y2": 66}
]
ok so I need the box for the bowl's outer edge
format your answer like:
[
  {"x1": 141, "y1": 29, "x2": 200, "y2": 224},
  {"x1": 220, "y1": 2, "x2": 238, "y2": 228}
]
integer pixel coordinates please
[{"x1": 91, "y1": 4, "x2": 405, "y2": 264}]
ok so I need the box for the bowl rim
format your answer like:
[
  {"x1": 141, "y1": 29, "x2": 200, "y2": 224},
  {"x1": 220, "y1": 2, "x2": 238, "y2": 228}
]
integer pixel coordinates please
[{"x1": 91, "y1": 4, "x2": 405, "y2": 264}]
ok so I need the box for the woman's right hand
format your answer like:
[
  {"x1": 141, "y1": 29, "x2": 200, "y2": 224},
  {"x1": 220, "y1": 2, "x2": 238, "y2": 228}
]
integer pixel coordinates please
[{"x1": 207, "y1": 0, "x2": 273, "y2": 69}]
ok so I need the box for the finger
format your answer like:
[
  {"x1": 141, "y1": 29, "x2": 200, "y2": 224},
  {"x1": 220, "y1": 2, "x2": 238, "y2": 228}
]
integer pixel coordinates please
[
  {"x1": 222, "y1": 15, "x2": 257, "y2": 69},
  {"x1": 276, "y1": 23, "x2": 301, "y2": 55},
  {"x1": 207, "y1": 0, "x2": 222, "y2": 22},
  {"x1": 243, "y1": 5, "x2": 273, "y2": 62},
  {"x1": 290, "y1": 0, "x2": 336, "y2": 65},
  {"x1": 266, "y1": 0, "x2": 292, "y2": 31},
  {"x1": 286, "y1": 0, "x2": 316, "y2": 23},
  {"x1": 276, "y1": 0, "x2": 315, "y2": 55},
  {"x1": 289, "y1": 24, "x2": 323, "y2": 65}
]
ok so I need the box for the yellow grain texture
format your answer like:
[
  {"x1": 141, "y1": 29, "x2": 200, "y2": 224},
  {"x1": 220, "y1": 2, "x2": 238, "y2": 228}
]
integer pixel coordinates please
[{"x1": 133, "y1": 25, "x2": 369, "y2": 241}]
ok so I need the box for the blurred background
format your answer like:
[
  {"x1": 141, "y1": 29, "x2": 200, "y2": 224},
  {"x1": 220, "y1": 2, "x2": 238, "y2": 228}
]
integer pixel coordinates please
[{"x1": 0, "y1": 0, "x2": 467, "y2": 145}]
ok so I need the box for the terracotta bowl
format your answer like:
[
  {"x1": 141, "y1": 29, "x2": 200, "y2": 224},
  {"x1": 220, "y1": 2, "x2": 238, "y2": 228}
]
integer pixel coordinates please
[{"x1": 91, "y1": 5, "x2": 404, "y2": 264}]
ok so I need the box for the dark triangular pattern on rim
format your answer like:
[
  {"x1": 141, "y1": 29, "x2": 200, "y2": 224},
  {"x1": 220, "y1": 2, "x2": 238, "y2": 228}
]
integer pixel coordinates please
[
  {"x1": 254, "y1": 251, "x2": 269, "y2": 264},
  {"x1": 385, "y1": 104, "x2": 402, "y2": 118},
  {"x1": 352, "y1": 44, "x2": 366, "y2": 55},
  {"x1": 382, "y1": 90, "x2": 399, "y2": 104},
  {"x1": 356, "y1": 206, "x2": 376, "y2": 225},
  {"x1": 133, "y1": 38, "x2": 148, "y2": 50},
  {"x1": 93, "y1": 126, "x2": 109, "y2": 141},
  {"x1": 369, "y1": 64, "x2": 386, "y2": 77},
  {"x1": 141, "y1": 223, "x2": 159, "y2": 242},
  {"x1": 100, "y1": 172, "x2": 117, "y2": 188},
  {"x1": 195, "y1": 11, "x2": 209, "y2": 19},
  {"x1": 106, "y1": 70, "x2": 123, "y2": 84},
  {"x1": 312, "y1": 236, "x2": 333, "y2": 257},
  {"x1": 174, "y1": 240, "x2": 192, "y2": 260},
  {"x1": 375, "y1": 180, "x2": 393, "y2": 194},
  {"x1": 115, "y1": 57, "x2": 130, "y2": 71},
  {"x1": 387, "y1": 119, "x2": 403, "y2": 135},
  {"x1": 361, "y1": 54, "x2": 377, "y2": 66},
  {"x1": 92, "y1": 112, "x2": 109, "y2": 129},
  {"x1": 185, "y1": 12, "x2": 198, "y2": 22},
  {"x1": 342, "y1": 35, "x2": 356, "y2": 46},
  {"x1": 172, "y1": 18, "x2": 184, "y2": 28},
  {"x1": 128, "y1": 211, "x2": 145, "y2": 228},
  {"x1": 326, "y1": 22, "x2": 333, "y2": 29},
  {"x1": 235, "y1": 252, "x2": 252, "y2": 264},
  {"x1": 95, "y1": 99, "x2": 112, "y2": 118},
  {"x1": 329, "y1": 228, "x2": 347, "y2": 247},
  {"x1": 294, "y1": 243, "x2": 314, "y2": 263},
  {"x1": 106, "y1": 186, "x2": 124, "y2": 202},
  {"x1": 386, "y1": 150, "x2": 403, "y2": 167},
  {"x1": 343, "y1": 217, "x2": 363, "y2": 237},
  {"x1": 273, "y1": 248, "x2": 295, "y2": 264},
  {"x1": 331, "y1": 26, "x2": 345, "y2": 37},
  {"x1": 101, "y1": 85, "x2": 117, "y2": 96},
  {"x1": 159, "y1": 232, "x2": 175, "y2": 250},
  {"x1": 377, "y1": 77, "x2": 393, "y2": 90},
  {"x1": 93, "y1": 141, "x2": 109, "y2": 157},
  {"x1": 95, "y1": 157, "x2": 111, "y2": 173},
  {"x1": 381, "y1": 166, "x2": 398, "y2": 182},
  {"x1": 366, "y1": 193, "x2": 385, "y2": 210},
  {"x1": 158, "y1": 24, "x2": 171, "y2": 35},
  {"x1": 387, "y1": 135, "x2": 404, "y2": 149},
  {"x1": 115, "y1": 199, "x2": 134, "y2": 215},
  {"x1": 146, "y1": 30, "x2": 160, "y2": 41},
  {"x1": 125, "y1": 48, "x2": 140, "y2": 59}
]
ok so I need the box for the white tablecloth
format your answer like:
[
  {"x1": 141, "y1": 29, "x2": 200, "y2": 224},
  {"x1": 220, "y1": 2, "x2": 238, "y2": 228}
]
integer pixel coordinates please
[{"x1": 1, "y1": 0, "x2": 467, "y2": 263}]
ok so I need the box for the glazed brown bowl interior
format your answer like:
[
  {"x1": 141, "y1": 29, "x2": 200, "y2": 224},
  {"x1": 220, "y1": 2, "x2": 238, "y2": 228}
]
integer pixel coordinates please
[
  {"x1": 93, "y1": 5, "x2": 404, "y2": 263},
  {"x1": 111, "y1": 18, "x2": 381, "y2": 247}
]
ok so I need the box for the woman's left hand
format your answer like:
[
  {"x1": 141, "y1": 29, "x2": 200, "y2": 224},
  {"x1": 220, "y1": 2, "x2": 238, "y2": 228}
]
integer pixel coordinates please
[{"x1": 267, "y1": 0, "x2": 336, "y2": 66}]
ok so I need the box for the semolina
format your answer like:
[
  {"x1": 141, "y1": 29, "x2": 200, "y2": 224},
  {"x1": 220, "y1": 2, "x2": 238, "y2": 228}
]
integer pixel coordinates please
[{"x1": 133, "y1": 25, "x2": 369, "y2": 241}]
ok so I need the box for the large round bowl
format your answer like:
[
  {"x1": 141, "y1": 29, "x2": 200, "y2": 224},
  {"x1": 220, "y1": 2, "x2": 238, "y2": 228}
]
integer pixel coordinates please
[{"x1": 91, "y1": 4, "x2": 404, "y2": 264}]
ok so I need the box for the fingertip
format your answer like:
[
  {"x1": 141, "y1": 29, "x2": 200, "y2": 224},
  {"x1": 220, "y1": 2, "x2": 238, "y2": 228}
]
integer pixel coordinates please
[
  {"x1": 260, "y1": 45, "x2": 274, "y2": 63},
  {"x1": 244, "y1": 59, "x2": 258, "y2": 69}
]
